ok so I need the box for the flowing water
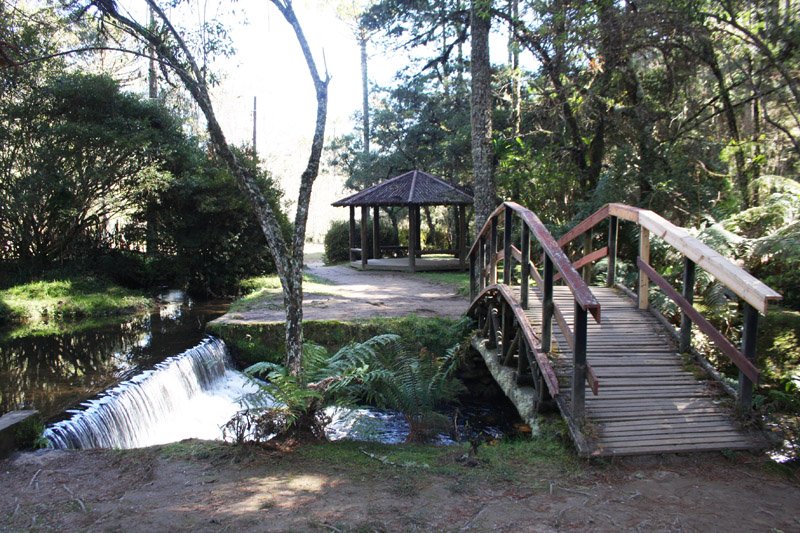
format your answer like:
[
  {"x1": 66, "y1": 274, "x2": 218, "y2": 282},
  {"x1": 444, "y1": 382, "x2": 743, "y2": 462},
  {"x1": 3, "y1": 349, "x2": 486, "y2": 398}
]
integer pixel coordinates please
[
  {"x1": 0, "y1": 290, "x2": 227, "y2": 420},
  {"x1": 45, "y1": 337, "x2": 260, "y2": 449}
]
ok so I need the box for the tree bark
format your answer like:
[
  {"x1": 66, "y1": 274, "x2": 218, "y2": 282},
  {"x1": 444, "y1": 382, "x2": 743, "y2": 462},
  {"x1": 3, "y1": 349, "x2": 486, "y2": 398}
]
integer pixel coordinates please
[
  {"x1": 96, "y1": 0, "x2": 328, "y2": 377},
  {"x1": 359, "y1": 26, "x2": 370, "y2": 155},
  {"x1": 470, "y1": 0, "x2": 496, "y2": 231}
]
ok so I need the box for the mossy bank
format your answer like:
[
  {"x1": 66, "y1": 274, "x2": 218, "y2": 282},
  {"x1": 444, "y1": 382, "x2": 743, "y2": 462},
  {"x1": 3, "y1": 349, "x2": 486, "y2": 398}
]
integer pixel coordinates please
[{"x1": 208, "y1": 315, "x2": 473, "y2": 366}]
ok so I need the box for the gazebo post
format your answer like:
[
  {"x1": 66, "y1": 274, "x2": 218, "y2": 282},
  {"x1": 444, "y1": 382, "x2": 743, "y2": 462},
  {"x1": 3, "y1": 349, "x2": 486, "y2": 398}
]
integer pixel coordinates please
[
  {"x1": 458, "y1": 205, "x2": 467, "y2": 266},
  {"x1": 348, "y1": 206, "x2": 356, "y2": 263},
  {"x1": 415, "y1": 207, "x2": 422, "y2": 257},
  {"x1": 372, "y1": 206, "x2": 380, "y2": 260},
  {"x1": 408, "y1": 206, "x2": 417, "y2": 272},
  {"x1": 360, "y1": 205, "x2": 368, "y2": 269}
]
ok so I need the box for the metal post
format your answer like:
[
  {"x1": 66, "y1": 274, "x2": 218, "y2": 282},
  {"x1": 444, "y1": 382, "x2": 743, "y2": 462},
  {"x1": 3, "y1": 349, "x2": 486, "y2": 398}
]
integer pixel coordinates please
[
  {"x1": 572, "y1": 301, "x2": 588, "y2": 421},
  {"x1": 360, "y1": 205, "x2": 368, "y2": 269},
  {"x1": 738, "y1": 303, "x2": 759, "y2": 413},
  {"x1": 372, "y1": 206, "x2": 380, "y2": 260},
  {"x1": 503, "y1": 206, "x2": 513, "y2": 285},
  {"x1": 542, "y1": 255, "x2": 554, "y2": 352},
  {"x1": 606, "y1": 216, "x2": 618, "y2": 287},
  {"x1": 680, "y1": 258, "x2": 696, "y2": 353},
  {"x1": 521, "y1": 223, "x2": 530, "y2": 310}
]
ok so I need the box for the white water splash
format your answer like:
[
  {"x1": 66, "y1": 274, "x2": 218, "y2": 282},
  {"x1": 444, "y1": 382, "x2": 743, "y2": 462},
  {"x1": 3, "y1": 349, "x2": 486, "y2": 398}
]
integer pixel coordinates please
[{"x1": 45, "y1": 337, "x2": 259, "y2": 449}]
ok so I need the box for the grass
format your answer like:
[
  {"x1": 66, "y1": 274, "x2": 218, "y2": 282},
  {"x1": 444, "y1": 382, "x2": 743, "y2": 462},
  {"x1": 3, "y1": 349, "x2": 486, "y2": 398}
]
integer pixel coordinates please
[
  {"x1": 154, "y1": 418, "x2": 577, "y2": 486},
  {"x1": 416, "y1": 271, "x2": 470, "y2": 296},
  {"x1": 231, "y1": 274, "x2": 336, "y2": 313},
  {"x1": 0, "y1": 276, "x2": 151, "y2": 326}
]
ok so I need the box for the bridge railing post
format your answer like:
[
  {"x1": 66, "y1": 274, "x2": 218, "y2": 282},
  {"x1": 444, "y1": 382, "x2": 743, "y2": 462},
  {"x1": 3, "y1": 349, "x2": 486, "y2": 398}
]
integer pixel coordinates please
[
  {"x1": 606, "y1": 215, "x2": 617, "y2": 287},
  {"x1": 490, "y1": 217, "x2": 498, "y2": 285},
  {"x1": 582, "y1": 231, "x2": 592, "y2": 284},
  {"x1": 520, "y1": 223, "x2": 530, "y2": 310},
  {"x1": 572, "y1": 301, "x2": 588, "y2": 421},
  {"x1": 638, "y1": 226, "x2": 650, "y2": 309},
  {"x1": 469, "y1": 253, "x2": 476, "y2": 301},
  {"x1": 680, "y1": 258, "x2": 696, "y2": 353},
  {"x1": 541, "y1": 254, "x2": 554, "y2": 352},
  {"x1": 478, "y1": 235, "x2": 486, "y2": 292},
  {"x1": 503, "y1": 206, "x2": 513, "y2": 286},
  {"x1": 738, "y1": 303, "x2": 759, "y2": 413}
]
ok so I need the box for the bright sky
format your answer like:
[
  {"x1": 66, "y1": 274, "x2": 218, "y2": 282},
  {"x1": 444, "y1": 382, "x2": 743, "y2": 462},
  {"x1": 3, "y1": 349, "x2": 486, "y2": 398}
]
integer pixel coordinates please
[{"x1": 207, "y1": 1, "x2": 402, "y2": 238}]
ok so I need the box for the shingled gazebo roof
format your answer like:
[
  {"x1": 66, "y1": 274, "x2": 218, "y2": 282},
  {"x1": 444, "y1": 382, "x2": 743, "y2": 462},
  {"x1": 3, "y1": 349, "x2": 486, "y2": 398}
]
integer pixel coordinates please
[{"x1": 332, "y1": 170, "x2": 473, "y2": 207}]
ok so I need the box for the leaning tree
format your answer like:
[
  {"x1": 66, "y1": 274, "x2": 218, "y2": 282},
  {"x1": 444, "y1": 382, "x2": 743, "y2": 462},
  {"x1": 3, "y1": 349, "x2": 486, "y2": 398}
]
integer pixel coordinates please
[{"x1": 85, "y1": 0, "x2": 329, "y2": 376}]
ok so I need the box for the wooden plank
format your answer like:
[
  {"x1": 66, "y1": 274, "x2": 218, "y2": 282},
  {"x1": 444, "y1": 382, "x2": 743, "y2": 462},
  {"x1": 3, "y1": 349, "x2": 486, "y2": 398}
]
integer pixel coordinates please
[
  {"x1": 595, "y1": 440, "x2": 759, "y2": 456},
  {"x1": 554, "y1": 247, "x2": 608, "y2": 283}
]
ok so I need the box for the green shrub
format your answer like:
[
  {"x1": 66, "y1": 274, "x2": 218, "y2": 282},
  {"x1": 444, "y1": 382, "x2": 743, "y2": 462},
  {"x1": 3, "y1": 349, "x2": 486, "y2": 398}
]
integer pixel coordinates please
[{"x1": 323, "y1": 218, "x2": 399, "y2": 265}]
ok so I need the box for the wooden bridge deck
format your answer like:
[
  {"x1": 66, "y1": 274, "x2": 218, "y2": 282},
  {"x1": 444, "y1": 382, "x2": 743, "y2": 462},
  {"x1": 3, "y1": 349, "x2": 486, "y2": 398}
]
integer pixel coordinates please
[{"x1": 519, "y1": 285, "x2": 764, "y2": 456}]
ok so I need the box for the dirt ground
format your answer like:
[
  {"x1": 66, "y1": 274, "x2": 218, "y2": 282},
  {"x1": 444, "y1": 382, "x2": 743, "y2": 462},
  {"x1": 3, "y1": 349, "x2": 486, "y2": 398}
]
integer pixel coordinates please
[
  {"x1": 214, "y1": 261, "x2": 469, "y2": 325},
  {"x1": 1, "y1": 440, "x2": 798, "y2": 532}
]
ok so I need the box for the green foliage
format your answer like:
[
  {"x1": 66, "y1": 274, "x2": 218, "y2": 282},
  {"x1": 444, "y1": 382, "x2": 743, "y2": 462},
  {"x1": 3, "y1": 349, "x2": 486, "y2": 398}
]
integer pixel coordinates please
[
  {"x1": 330, "y1": 339, "x2": 467, "y2": 442},
  {"x1": 126, "y1": 147, "x2": 290, "y2": 298},
  {"x1": 323, "y1": 218, "x2": 398, "y2": 265},
  {"x1": 234, "y1": 336, "x2": 403, "y2": 441},
  {"x1": 0, "y1": 72, "x2": 185, "y2": 266},
  {"x1": 13, "y1": 414, "x2": 48, "y2": 450}
]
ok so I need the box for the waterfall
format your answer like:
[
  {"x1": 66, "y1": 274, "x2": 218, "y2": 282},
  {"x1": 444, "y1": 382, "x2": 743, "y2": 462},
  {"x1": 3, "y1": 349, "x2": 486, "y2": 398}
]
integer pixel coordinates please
[{"x1": 45, "y1": 336, "x2": 256, "y2": 449}]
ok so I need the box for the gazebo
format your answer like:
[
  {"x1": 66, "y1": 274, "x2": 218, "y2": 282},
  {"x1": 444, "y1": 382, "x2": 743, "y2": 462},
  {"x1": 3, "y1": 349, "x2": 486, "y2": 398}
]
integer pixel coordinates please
[{"x1": 332, "y1": 170, "x2": 473, "y2": 272}]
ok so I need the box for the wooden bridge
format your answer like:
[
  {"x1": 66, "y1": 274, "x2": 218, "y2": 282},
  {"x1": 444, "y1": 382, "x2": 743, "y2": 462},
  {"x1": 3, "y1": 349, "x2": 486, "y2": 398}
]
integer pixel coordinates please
[{"x1": 467, "y1": 202, "x2": 781, "y2": 456}]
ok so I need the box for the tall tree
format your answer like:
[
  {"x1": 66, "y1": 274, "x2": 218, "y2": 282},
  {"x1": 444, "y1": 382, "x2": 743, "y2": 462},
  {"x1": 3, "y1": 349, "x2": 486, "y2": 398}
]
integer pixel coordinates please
[
  {"x1": 89, "y1": 0, "x2": 329, "y2": 375},
  {"x1": 470, "y1": 0, "x2": 496, "y2": 230}
]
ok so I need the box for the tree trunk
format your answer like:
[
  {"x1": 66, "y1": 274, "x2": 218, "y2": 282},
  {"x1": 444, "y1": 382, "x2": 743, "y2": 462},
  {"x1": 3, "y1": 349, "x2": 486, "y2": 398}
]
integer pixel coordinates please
[
  {"x1": 470, "y1": 0, "x2": 496, "y2": 231},
  {"x1": 359, "y1": 27, "x2": 370, "y2": 155}
]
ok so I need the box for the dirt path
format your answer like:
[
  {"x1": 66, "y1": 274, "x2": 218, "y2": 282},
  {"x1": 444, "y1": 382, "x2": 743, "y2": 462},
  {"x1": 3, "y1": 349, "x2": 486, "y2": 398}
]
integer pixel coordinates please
[
  {"x1": 215, "y1": 262, "x2": 469, "y2": 325},
  {"x1": 1, "y1": 442, "x2": 798, "y2": 532}
]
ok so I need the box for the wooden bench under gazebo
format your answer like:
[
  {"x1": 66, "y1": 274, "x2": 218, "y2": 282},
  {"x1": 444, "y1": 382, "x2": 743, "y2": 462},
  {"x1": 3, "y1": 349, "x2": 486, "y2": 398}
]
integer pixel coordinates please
[{"x1": 332, "y1": 170, "x2": 473, "y2": 272}]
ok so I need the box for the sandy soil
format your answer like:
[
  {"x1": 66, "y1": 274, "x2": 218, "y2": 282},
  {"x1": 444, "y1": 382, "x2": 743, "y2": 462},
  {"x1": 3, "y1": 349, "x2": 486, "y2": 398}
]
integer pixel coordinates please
[
  {"x1": 1, "y1": 442, "x2": 798, "y2": 532},
  {"x1": 215, "y1": 263, "x2": 469, "y2": 325}
]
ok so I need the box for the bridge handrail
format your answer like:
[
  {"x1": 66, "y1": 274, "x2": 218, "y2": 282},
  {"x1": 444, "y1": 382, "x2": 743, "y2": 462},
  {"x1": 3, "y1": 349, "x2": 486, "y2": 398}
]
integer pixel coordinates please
[
  {"x1": 469, "y1": 202, "x2": 600, "y2": 319},
  {"x1": 467, "y1": 202, "x2": 601, "y2": 420},
  {"x1": 558, "y1": 203, "x2": 781, "y2": 313},
  {"x1": 556, "y1": 202, "x2": 783, "y2": 410}
]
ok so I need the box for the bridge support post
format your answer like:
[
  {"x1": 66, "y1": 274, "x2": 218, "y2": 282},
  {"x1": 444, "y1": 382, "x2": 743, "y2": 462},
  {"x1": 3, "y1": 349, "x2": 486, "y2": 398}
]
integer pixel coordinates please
[
  {"x1": 680, "y1": 258, "x2": 696, "y2": 353},
  {"x1": 606, "y1": 216, "x2": 618, "y2": 287},
  {"x1": 521, "y1": 224, "x2": 530, "y2": 309},
  {"x1": 738, "y1": 303, "x2": 759, "y2": 413},
  {"x1": 572, "y1": 302, "x2": 588, "y2": 421},
  {"x1": 504, "y1": 206, "x2": 513, "y2": 285},
  {"x1": 541, "y1": 255, "x2": 554, "y2": 352}
]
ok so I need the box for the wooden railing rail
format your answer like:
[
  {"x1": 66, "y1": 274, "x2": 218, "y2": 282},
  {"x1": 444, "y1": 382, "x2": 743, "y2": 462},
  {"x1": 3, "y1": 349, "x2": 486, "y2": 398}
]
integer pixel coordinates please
[
  {"x1": 468, "y1": 202, "x2": 601, "y2": 420},
  {"x1": 556, "y1": 202, "x2": 783, "y2": 411}
]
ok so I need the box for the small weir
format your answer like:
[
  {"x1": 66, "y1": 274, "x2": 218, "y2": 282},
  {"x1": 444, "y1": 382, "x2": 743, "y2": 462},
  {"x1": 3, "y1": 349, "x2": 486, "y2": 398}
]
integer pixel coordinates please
[
  {"x1": 45, "y1": 337, "x2": 257, "y2": 449},
  {"x1": 45, "y1": 335, "x2": 517, "y2": 449}
]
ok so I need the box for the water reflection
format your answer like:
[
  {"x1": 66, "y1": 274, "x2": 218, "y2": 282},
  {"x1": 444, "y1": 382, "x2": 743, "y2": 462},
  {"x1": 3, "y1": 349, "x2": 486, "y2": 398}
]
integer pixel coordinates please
[{"x1": 0, "y1": 291, "x2": 228, "y2": 420}]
